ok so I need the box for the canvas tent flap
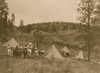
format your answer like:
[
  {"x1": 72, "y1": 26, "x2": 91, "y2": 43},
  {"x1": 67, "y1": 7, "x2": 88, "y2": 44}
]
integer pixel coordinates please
[
  {"x1": 45, "y1": 45, "x2": 64, "y2": 59},
  {"x1": 2, "y1": 38, "x2": 19, "y2": 48}
]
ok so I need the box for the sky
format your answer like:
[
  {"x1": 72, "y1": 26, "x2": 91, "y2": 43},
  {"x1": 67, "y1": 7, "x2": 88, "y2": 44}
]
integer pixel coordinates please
[{"x1": 7, "y1": 0, "x2": 80, "y2": 26}]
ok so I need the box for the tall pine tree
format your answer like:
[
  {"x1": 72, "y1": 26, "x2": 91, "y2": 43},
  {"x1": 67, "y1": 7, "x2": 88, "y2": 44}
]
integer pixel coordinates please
[
  {"x1": 0, "y1": 0, "x2": 9, "y2": 40},
  {"x1": 76, "y1": 0, "x2": 100, "y2": 61}
]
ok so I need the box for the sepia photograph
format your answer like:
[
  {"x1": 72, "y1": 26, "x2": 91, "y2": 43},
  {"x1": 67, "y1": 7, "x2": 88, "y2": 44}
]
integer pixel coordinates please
[{"x1": 0, "y1": 0, "x2": 100, "y2": 73}]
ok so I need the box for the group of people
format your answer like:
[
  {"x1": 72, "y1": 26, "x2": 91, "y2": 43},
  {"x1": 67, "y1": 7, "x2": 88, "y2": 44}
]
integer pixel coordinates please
[{"x1": 7, "y1": 43, "x2": 45, "y2": 58}]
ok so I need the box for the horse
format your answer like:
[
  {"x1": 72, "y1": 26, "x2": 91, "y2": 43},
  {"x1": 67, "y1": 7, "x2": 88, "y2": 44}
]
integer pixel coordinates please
[
  {"x1": 34, "y1": 49, "x2": 39, "y2": 56},
  {"x1": 38, "y1": 50, "x2": 45, "y2": 56},
  {"x1": 13, "y1": 48, "x2": 18, "y2": 57},
  {"x1": 23, "y1": 46, "x2": 28, "y2": 58},
  {"x1": 13, "y1": 45, "x2": 23, "y2": 57}
]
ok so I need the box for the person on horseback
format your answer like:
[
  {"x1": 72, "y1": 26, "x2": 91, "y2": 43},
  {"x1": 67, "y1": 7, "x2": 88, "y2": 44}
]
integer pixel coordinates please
[
  {"x1": 17, "y1": 44, "x2": 22, "y2": 57},
  {"x1": 19, "y1": 45, "x2": 23, "y2": 57},
  {"x1": 27, "y1": 43, "x2": 33, "y2": 58}
]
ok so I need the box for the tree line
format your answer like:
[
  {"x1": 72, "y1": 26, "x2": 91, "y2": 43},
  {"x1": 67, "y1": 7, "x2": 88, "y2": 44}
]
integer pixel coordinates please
[
  {"x1": 0, "y1": 0, "x2": 16, "y2": 42},
  {"x1": 22, "y1": 22, "x2": 87, "y2": 34}
]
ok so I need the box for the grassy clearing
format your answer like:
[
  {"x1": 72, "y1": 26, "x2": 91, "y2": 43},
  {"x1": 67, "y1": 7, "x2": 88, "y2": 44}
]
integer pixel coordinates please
[
  {"x1": 1, "y1": 45, "x2": 100, "y2": 73},
  {"x1": 0, "y1": 56, "x2": 100, "y2": 73}
]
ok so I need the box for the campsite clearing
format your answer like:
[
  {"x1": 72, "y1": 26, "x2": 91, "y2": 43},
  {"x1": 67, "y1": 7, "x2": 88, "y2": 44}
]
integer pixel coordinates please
[{"x1": 0, "y1": 56, "x2": 100, "y2": 73}]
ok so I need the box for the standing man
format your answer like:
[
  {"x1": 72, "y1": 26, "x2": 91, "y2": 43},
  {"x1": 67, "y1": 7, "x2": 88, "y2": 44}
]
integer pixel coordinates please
[{"x1": 7, "y1": 45, "x2": 13, "y2": 56}]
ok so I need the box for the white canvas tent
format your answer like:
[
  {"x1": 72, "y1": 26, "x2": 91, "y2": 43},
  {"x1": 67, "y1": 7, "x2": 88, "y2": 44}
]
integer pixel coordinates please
[
  {"x1": 62, "y1": 46, "x2": 70, "y2": 53},
  {"x1": 2, "y1": 38, "x2": 19, "y2": 48},
  {"x1": 62, "y1": 46, "x2": 70, "y2": 57},
  {"x1": 74, "y1": 50, "x2": 85, "y2": 60},
  {"x1": 45, "y1": 45, "x2": 64, "y2": 60}
]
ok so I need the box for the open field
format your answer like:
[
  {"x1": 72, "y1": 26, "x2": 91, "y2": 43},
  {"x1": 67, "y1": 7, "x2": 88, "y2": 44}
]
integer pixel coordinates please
[
  {"x1": 1, "y1": 56, "x2": 100, "y2": 73},
  {"x1": 0, "y1": 48, "x2": 100, "y2": 73}
]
